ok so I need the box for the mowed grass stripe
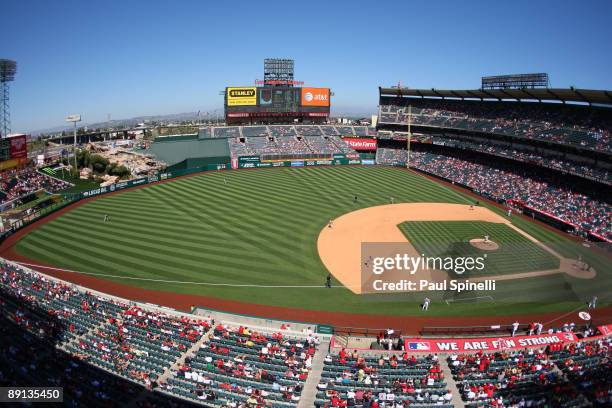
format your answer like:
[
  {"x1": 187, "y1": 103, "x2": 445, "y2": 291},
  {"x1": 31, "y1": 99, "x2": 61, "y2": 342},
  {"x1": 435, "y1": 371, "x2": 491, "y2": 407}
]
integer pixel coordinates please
[
  {"x1": 34, "y1": 218, "x2": 286, "y2": 274},
  {"x1": 34, "y1": 212, "x2": 300, "y2": 277},
  {"x1": 143, "y1": 182, "x2": 314, "y2": 265},
  {"x1": 48, "y1": 213, "x2": 260, "y2": 256},
  {"x1": 399, "y1": 221, "x2": 559, "y2": 276},
  {"x1": 21, "y1": 226, "x2": 286, "y2": 284}
]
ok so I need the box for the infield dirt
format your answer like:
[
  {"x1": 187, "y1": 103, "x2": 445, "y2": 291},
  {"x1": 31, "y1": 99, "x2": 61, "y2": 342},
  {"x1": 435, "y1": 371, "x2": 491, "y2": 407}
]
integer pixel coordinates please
[{"x1": 317, "y1": 203, "x2": 595, "y2": 295}]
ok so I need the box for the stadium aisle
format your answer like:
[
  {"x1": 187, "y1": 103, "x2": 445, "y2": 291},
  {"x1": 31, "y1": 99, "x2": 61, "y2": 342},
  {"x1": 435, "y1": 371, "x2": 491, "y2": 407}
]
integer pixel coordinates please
[
  {"x1": 298, "y1": 338, "x2": 330, "y2": 408},
  {"x1": 441, "y1": 358, "x2": 465, "y2": 407}
]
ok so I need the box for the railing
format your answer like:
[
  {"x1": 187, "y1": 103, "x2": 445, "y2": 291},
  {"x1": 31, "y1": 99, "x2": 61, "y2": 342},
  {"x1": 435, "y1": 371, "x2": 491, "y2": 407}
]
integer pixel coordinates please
[
  {"x1": 333, "y1": 326, "x2": 402, "y2": 339},
  {"x1": 420, "y1": 324, "x2": 530, "y2": 337}
]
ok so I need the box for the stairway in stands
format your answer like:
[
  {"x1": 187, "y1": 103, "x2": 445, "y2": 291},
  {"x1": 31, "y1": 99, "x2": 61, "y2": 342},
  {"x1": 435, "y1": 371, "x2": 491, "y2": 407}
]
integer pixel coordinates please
[{"x1": 298, "y1": 338, "x2": 330, "y2": 408}]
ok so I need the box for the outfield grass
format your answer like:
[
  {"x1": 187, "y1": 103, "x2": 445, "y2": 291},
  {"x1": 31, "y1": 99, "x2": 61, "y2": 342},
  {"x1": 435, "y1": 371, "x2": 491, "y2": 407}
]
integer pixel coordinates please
[
  {"x1": 13, "y1": 166, "x2": 611, "y2": 316},
  {"x1": 399, "y1": 221, "x2": 559, "y2": 277}
]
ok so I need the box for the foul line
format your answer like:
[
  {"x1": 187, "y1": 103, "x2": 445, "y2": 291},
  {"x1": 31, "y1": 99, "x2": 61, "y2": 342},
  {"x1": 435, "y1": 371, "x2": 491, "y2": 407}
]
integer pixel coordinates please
[
  {"x1": 13, "y1": 261, "x2": 358, "y2": 289},
  {"x1": 445, "y1": 295, "x2": 495, "y2": 305},
  {"x1": 542, "y1": 303, "x2": 589, "y2": 327}
]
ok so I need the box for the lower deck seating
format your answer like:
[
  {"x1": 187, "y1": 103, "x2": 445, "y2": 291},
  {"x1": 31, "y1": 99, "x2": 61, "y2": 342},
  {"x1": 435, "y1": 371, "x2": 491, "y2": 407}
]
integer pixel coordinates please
[
  {"x1": 316, "y1": 350, "x2": 451, "y2": 407},
  {"x1": 449, "y1": 350, "x2": 590, "y2": 407},
  {"x1": 162, "y1": 324, "x2": 318, "y2": 407}
]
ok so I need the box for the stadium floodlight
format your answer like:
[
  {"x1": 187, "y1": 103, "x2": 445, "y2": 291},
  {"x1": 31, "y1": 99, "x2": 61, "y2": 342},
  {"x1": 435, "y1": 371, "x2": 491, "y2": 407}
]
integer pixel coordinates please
[
  {"x1": 66, "y1": 114, "x2": 82, "y2": 175},
  {"x1": 0, "y1": 59, "x2": 17, "y2": 138}
]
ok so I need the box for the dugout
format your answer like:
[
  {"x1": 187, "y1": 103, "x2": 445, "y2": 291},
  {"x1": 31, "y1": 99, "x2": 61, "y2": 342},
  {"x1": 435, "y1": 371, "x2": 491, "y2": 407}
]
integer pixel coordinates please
[{"x1": 148, "y1": 136, "x2": 231, "y2": 172}]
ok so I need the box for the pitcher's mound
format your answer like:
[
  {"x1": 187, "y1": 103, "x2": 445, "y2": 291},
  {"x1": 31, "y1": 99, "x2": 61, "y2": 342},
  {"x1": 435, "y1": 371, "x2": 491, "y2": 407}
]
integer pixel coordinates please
[{"x1": 470, "y1": 238, "x2": 499, "y2": 251}]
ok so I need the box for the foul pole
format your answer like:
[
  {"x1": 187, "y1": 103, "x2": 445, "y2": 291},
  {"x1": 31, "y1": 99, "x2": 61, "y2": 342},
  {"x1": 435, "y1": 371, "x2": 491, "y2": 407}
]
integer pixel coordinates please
[{"x1": 406, "y1": 105, "x2": 412, "y2": 169}]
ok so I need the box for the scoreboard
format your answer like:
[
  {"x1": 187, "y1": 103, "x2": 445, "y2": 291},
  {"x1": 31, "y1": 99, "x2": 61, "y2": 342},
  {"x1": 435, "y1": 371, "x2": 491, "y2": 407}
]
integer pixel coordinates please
[
  {"x1": 225, "y1": 86, "x2": 329, "y2": 123},
  {"x1": 226, "y1": 87, "x2": 329, "y2": 112},
  {"x1": 258, "y1": 88, "x2": 300, "y2": 112}
]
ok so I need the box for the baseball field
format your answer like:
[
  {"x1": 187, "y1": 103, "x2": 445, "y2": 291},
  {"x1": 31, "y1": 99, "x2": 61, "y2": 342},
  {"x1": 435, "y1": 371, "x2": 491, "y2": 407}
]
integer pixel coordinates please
[{"x1": 4, "y1": 166, "x2": 611, "y2": 320}]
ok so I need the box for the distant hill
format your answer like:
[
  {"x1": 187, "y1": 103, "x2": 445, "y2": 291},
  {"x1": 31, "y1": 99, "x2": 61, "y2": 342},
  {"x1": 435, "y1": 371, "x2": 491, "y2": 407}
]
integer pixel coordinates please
[{"x1": 30, "y1": 106, "x2": 375, "y2": 136}]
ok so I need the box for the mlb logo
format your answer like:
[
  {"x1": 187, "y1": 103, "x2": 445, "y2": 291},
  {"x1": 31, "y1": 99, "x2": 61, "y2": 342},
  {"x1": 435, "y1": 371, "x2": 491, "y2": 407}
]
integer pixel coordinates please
[
  {"x1": 563, "y1": 333, "x2": 575, "y2": 341},
  {"x1": 408, "y1": 342, "x2": 430, "y2": 351}
]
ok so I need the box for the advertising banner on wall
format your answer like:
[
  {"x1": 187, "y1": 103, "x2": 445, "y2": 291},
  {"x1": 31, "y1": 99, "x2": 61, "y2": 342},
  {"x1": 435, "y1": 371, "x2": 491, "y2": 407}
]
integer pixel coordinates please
[
  {"x1": 9, "y1": 135, "x2": 27, "y2": 159},
  {"x1": 301, "y1": 87, "x2": 330, "y2": 107},
  {"x1": 404, "y1": 332, "x2": 578, "y2": 353},
  {"x1": 342, "y1": 137, "x2": 377, "y2": 151},
  {"x1": 598, "y1": 324, "x2": 612, "y2": 336},
  {"x1": 227, "y1": 87, "x2": 257, "y2": 106},
  {"x1": 235, "y1": 157, "x2": 360, "y2": 169}
]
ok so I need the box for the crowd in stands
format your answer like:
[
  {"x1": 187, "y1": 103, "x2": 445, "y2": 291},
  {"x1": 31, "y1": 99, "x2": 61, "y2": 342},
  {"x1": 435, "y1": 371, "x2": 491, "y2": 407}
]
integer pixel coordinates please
[
  {"x1": 296, "y1": 126, "x2": 324, "y2": 136},
  {"x1": 0, "y1": 262, "x2": 149, "y2": 405},
  {"x1": 304, "y1": 136, "x2": 343, "y2": 155},
  {"x1": 0, "y1": 261, "x2": 213, "y2": 404},
  {"x1": 0, "y1": 303, "x2": 145, "y2": 406},
  {"x1": 0, "y1": 169, "x2": 71, "y2": 207},
  {"x1": 228, "y1": 135, "x2": 357, "y2": 160},
  {"x1": 375, "y1": 148, "x2": 611, "y2": 239},
  {"x1": 162, "y1": 324, "x2": 318, "y2": 406},
  {"x1": 0, "y1": 260, "x2": 322, "y2": 407},
  {"x1": 449, "y1": 337, "x2": 612, "y2": 407},
  {"x1": 66, "y1": 304, "x2": 209, "y2": 386},
  {"x1": 376, "y1": 148, "x2": 409, "y2": 166},
  {"x1": 276, "y1": 136, "x2": 313, "y2": 155},
  {"x1": 438, "y1": 137, "x2": 611, "y2": 185},
  {"x1": 353, "y1": 126, "x2": 368, "y2": 136},
  {"x1": 321, "y1": 126, "x2": 341, "y2": 136},
  {"x1": 2, "y1": 258, "x2": 612, "y2": 407},
  {"x1": 208, "y1": 125, "x2": 366, "y2": 139},
  {"x1": 379, "y1": 99, "x2": 612, "y2": 153},
  {"x1": 269, "y1": 126, "x2": 297, "y2": 137},
  {"x1": 448, "y1": 348, "x2": 588, "y2": 407},
  {"x1": 316, "y1": 349, "x2": 451, "y2": 407},
  {"x1": 549, "y1": 338, "x2": 612, "y2": 407}
]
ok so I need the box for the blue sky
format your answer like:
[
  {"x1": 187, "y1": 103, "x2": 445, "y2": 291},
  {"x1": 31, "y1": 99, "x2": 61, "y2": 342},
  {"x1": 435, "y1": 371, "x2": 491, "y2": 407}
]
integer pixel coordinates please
[{"x1": 3, "y1": 0, "x2": 612, "y2": 132}]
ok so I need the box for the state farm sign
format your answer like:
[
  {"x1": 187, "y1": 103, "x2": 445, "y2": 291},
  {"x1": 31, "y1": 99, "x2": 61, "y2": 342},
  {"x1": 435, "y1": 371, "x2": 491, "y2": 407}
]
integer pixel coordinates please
[{"x1": 342, "y1": 137, "x2": 377, "y2": 151}]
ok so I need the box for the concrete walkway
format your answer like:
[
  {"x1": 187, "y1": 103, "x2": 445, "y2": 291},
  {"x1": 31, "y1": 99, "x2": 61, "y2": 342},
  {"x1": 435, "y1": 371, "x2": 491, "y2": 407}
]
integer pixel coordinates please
[
  {"x1": 298, "y1": 338, "x2": 330, "y2": 408},
  {"x1": 157, "y1": 326, "x2": 213, "y2": 385},
  {"x1": 440, "y1": 357, "x2": 465, "y2": 408}
]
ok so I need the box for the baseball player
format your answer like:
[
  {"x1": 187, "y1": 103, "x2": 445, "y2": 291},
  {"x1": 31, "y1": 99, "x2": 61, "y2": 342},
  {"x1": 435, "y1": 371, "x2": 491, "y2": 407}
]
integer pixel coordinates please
[
  {"x1": 422, "y1": 297, "x2": 430, "y2": 311},
  {"x1": 535, "y1": 322, "x2": 543, "y2": 335},
  {"x1": 588, "y1": 295, "x2": 597, "y2": 309},
  {"x1": 511, "y1": 321, "x2": 519, "y2": 337}
]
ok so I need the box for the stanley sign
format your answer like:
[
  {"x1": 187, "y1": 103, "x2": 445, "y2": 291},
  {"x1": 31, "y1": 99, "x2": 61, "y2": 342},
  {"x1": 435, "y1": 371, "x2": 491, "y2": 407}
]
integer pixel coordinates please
[{"x1": 227, "y1": 87, "x2": 257, "y2": 106}]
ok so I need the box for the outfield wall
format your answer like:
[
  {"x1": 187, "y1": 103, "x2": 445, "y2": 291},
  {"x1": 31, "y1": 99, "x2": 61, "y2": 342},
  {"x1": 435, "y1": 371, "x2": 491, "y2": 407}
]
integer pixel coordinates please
[{"x1": 233, "y1": 154, "x2": 360, "y2": 169}]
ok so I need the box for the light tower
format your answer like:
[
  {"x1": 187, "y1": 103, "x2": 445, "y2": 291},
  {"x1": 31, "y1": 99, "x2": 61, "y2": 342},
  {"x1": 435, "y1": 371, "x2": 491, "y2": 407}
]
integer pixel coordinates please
[{"x1": 0, "y1": 59, "x2": 17, "y2": 138}]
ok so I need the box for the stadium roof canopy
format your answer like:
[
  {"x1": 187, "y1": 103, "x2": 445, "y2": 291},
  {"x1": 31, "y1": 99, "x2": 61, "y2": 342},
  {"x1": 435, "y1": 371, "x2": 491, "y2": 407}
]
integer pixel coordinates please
[{"x1": 379, "y1": 87, "x2": 612, "y2": 106}]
